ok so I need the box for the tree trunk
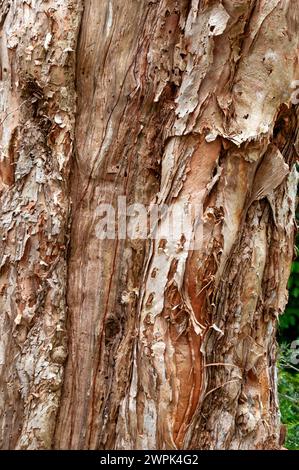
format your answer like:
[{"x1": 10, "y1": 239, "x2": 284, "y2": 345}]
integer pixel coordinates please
[{"x1": 0, "y1": 0, "x2": 298, "y2": 450}]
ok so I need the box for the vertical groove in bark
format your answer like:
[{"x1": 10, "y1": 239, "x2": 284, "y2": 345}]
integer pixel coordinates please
[{"x1": 55, "y1": 0, "x2": 195, "y2": 450}]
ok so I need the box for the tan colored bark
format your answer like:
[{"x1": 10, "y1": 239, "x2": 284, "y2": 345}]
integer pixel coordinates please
[
  {"x1": 0, "y1": 0, "x2": 298, "y2": 450},
  {"x1": 0, "y1": 0, "x2": 82, "y2": 449}
]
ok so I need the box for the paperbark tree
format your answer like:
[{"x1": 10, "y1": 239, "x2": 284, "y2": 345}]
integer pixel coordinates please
[{"x1": 0, "y1": 0, "x2": 298, "y2": 450}]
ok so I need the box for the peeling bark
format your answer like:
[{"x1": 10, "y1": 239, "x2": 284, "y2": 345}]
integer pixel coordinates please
[
  {"x1": 0, "y1": 0, "x2": 82, "y2": 449},
  {"x1": 0, "y1": 0, "x2": 298, "y2": 450}
]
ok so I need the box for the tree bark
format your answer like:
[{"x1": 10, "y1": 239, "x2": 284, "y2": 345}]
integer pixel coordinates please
[{"x1": 0, "y1": 0, "x2": 298, "y2": 450}]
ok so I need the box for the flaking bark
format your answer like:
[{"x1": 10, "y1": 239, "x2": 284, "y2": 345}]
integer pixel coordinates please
[{"x1": 0, "y1": 0, "x2": 298, "y2": 450}]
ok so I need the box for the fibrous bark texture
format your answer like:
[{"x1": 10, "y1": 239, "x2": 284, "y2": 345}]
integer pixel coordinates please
[{"x1": 0, "y1": 0, "x2": 298, "y2": 450}]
